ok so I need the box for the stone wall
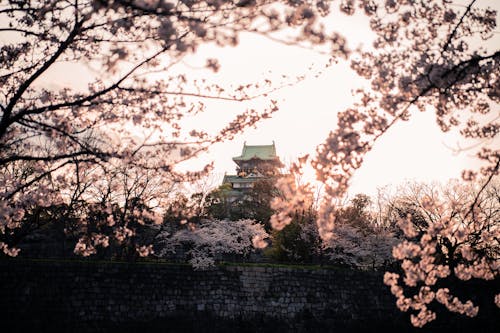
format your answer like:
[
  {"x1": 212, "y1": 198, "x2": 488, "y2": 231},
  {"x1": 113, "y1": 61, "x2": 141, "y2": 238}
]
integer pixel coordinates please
[{"x1": 0, "y1": 259, "x2": 497, "y2": 332}]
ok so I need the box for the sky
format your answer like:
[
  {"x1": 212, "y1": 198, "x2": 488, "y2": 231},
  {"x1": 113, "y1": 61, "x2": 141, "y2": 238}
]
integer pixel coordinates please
[
  {"x1": 172, "y1": 2, "x2": 500, "y2": 197},
  {"x1": 10, "y1": 0, "x2": 499, "y2": 198}
]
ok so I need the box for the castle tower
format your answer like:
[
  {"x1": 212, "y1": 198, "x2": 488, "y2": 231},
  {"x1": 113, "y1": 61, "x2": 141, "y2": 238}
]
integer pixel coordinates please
[{"x1": 222, "y1": 142, "x2": 283, "y2": 195}]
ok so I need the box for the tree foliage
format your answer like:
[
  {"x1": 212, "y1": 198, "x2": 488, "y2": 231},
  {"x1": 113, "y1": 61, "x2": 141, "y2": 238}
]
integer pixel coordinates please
[
  {"x1": 383, "y1": 180, "x2": 499, "y2": 327},
  {"x1": 265, "y1": 203, "x2": 320, "y2": 263},
  {"x1": 156, "y1": 218, "x2": 268, "y2": 270},
  {"x1": 203, "y1": 183, "x2": 235, "y2": 220},
  {"x1": 323, "y1": 193, "x2": 398, "y2": 269}
]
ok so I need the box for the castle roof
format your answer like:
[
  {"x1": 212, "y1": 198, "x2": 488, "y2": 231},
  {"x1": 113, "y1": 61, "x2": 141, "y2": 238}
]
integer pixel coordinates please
[
  {"x1": 232, "y1": 141, "x2": 278, "y2": 162},
  {"x1": 222, "y1": 175, "x2": 265, "y2": 184}
]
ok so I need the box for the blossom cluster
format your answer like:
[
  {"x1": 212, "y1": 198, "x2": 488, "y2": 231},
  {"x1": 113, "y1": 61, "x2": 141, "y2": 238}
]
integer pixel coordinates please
[
  {"x1": 384, "y1": 181, "x2": 499, "y2": 327},
  {"x1": 270, "y1": 173, "x2": 314, "y2": 231},
  {"x1": 324, "y1": 223, "x2": 397, "y2": 269},
  {"x1": 156, "y1": 219, "x2": 269, "y2": 270}
]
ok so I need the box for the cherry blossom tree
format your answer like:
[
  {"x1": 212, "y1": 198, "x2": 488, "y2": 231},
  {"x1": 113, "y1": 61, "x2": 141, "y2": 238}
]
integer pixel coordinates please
[
  {"x1": 323, "y1": 193, "x2": 399, "y2": 269},
  {"x1": 267, "y1": 0, "x2": 498, "y2": 326},
  {"x1": 313, "y1": 0, "x2": 498, "y2": 206},
  {"x1": 156, "y1": 218, "x2": 268, "y2": 269},
  {"x1": 70, "y1": 161, "x2": 175, "y2": 258},
  {"x1": 323, "y1": 223, "x2": 398, "y2": 269},
  {"x1": 0, "y1": 0, "x2": 349, "y2": 256},
  {"x1": 0, "y1": 155, "x2": 180, "y2": 257},
  {"x1": 382, "y1": 179, "x2": 499, "y2": 327}
]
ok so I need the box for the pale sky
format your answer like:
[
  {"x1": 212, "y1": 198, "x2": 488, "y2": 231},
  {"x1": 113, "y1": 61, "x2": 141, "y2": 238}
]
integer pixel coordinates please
[
  {"x1": 174, "y1": 2, "x2": 500, "y2": 197},
  {"x1": 8, "y1": 1, "x2": 500, "y2": 198}
]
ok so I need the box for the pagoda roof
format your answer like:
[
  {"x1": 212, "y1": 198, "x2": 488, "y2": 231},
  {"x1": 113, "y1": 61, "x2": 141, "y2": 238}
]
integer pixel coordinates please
[
  {"x1": 223, "y1": 175, "x2": 265, "y2": 184},
  {"x1": 232, "y1": 142, "x2": 278, "y2": 162}
]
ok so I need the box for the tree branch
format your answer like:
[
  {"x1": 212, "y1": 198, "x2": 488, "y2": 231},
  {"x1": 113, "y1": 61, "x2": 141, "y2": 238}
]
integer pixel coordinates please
[
  {"x1": 0, "y1": 15, "x2": 87, "y2": 138},
  {"x1": 463, "y1": 156, "x2": 500, "y2": 222},
  {"x1": 443, "y1": 0, "x2": 477, "y2": 53},
  {"x1": 11, "y1": 42, "x2": 178, "y2": 123}
]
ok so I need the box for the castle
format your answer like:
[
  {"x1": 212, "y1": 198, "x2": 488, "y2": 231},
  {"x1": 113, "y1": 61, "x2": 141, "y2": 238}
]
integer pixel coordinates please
[{"x1": 222, "y1": 142, "x2": 283, "y2": 199}]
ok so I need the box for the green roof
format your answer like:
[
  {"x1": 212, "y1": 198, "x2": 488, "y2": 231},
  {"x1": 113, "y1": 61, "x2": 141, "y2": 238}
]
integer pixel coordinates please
[
  {"x1": 223, "y1": 175, "x2": 265, "y2": 184},
  {"x1": 232, "y1": 142, "x2": 277, "y2": 161}
]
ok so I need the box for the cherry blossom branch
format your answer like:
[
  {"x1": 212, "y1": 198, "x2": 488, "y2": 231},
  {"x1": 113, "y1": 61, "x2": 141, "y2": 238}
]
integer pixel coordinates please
[
  {"x1": 1, "y1": 14, "x2": 87, "y2": 138},
  {"x1": 0, "y1": 28, "x2": 44, "y2": 37},
  {"x1": 117, "y1": 86, "x2": 256, "y2": 102},
  {"x1": 443, "y1": 0, "x2": 477, "y2": 53},
  {"x1": 0, "y1": 150, "x2": 109, "y2": 165},
  {"x1": 463, "y1": 156, "x2": 500, "y2": 222},
  {"x1": 4, "y1": 159, "x2": 92, "y2": 201},
  {"x1": 0, "y1": 61, "x2": 44, "y2": 80}
]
